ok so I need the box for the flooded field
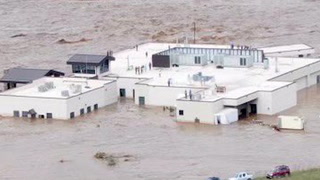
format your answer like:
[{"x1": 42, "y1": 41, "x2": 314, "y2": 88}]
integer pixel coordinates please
[{"x1": 0, "y1": 85, "x2": 320, "y2": 180}]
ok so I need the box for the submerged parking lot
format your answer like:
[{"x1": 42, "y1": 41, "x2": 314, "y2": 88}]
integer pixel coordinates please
[{"x1": 1, "y1": 85, "x2": 320, "y2": 179}]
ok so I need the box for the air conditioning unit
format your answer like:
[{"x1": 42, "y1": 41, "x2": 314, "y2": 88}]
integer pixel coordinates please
[{"x1": 61, "y1": 90, "x2": 70, "y2": 97}]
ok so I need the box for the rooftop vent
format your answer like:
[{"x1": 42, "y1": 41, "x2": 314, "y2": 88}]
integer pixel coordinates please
[
  {"x1": 69, "y1": 84, "x2": 82, "y2": 94},
  {"x1": 38, "y1": 82, "x2": 55, "y2": 92},
  {"x1": 192, "y1": 72, "x2": 214, "y2": 82},
  {"x1": 61, "y1": 90, "x2": 70, "y2": 97}
]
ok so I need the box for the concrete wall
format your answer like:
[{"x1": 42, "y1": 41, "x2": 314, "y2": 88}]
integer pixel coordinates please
[
  {"x1": 66, "y1": 81, "x2": 118, "y2": 118},
  {"x1": 176, "y1": 99, "x2": 224, "y2": 124},
  {"x1": 105, "y1": 77, "x2": 147, "y2": 98},
  {"x1": 134, "y1": 83, "x2": 206, "y2": 106},
  {"x1": 223, "y1": 92, "x2": 259, "y2": 106},
  {"x1": 0, "y1": 96, "x2": 68, "y2": 119},
  {"x1": 257, "y1": 83, "x2": 297, "y2": 115},
  {"x1": 0, "y1": 81, "x2": 118, "y2": 120}
]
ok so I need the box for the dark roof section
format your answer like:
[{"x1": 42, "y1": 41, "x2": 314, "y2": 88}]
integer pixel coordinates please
[
  {"x1": 67, "y1": 53, "x2": 115, "y2": 65},
  {"x1": 0, "y1": 68, "x2": 65, "y2": 84}
]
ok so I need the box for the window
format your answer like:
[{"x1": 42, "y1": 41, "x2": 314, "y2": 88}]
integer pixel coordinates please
[
  {"x1": 240, "y1": 58, "x2": 247, "y2": 66},
  {"x1": 100, "y1": 60, "x2": 109, "y2": 73},
  {"x1": 94, "y1": 104, "x2": 98, "y2": 110},
  {"x1": 22, "y1": 111, "x2": 28, "y2": 117},
  {"x1": 80, "y1": 108, "x2": 85, "y2": 115},
  {"x1": 47, "y1": 113, "x2": 53, "y2": 119},
  {"x1": 70, "y1": 112, "x2": 75, "y2": 119},
  {"x1": 194, "y1": 56, "x2": 201, "y2": 64},
  {"x1": 179, "y1": 110, "x2": 184, "y2": 116},
  {"x1": 87, "y1": 106, "x2": 91, "y2": 113},
  {"x1": 72, "y1": 64, "x2": 96, "y2": 74},
  {"x1": 39, "y1": 115, "x2": 45, "y2": 119},
  {"x1": 13, "y1": 111, "x2": 20, "y2": 117}
]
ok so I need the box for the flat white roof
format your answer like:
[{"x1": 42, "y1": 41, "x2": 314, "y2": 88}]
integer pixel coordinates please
[
  {"x1": 106, "y1": 42, "x2": 320, "y2": 102},
  {"x1": 259, "y1": 44, "x2": 314, "y2": 54},
  {"x1": 0, "y1": 77, "x2": 113, "y2": 99}
]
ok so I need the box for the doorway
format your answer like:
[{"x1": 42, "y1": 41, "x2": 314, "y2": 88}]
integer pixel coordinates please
[
  {"x1": 133, "y1": 89, "x2": 135, "y2": 101},
  {"x1": 317, "y1": 75, "x2": 320, "y2": 84},
  {"x1": 239, "y1": 108, "x2": 247, "y2": 119},
  {"x1": 250, "y1": 104, "x2": 257, "y2": 114},
  {"x1": 216, "y1": 115, "x2": 221, "y2": 124},
  {"x1": 139, "y1": 96, "x2": 145, "y2": 105},
  {"x1": 120, "y1": 88, "x2": 126, "y2": 97}
]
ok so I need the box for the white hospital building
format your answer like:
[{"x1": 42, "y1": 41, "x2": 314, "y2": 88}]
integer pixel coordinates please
[
  {"x1": 0, "y1": 42, "x2": 318, "y2": 123},
  {"x1": 103, "y1": 42, "x2": 319, "y2": 125},
  {"x1": 0, "y1": 77, "x2": 117, "y2": 120}
]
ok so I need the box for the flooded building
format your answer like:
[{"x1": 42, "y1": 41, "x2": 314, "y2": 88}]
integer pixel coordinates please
[
  {"x1": 104, "y1": 43, "x2": 320, "y2": 125},
  {"x1": 0, "y1": 77, "x2": 117, "y2": 120}
]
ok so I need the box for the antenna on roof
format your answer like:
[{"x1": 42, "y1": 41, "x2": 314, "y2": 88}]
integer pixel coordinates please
[
  {"x1": 275, "y1": 57, "x2": 279, "y2": 73},
  {"x1": 85, "y1": 54, "x2": 88, "y2": 74},
  {"x1": 193, "y1": 22, "x2": 196, "y2": 44}
]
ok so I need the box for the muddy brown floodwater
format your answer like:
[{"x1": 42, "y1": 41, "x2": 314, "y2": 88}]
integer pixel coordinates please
[
  {"x1": 0, "y1": 85, "x2": 320, "y2": 180},
  {"x1": 1, "y1": 0, "x2": 320, "y2": 179}
]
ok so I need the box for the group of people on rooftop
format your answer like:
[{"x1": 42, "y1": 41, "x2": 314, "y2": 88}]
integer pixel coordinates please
[
  {"x1": 230, "y1": 42, "x2": 253, "y2": 50},
  {"x1": 134, "y1": 62, "x2": 152, "y2": 75}
]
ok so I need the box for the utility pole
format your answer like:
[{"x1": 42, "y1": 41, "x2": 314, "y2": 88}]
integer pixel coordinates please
[{"x1": 193, "y1": 22, "x2": 196, "y2": 44}]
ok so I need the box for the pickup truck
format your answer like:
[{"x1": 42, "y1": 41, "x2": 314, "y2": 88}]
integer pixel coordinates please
[{"x1": 228, "y1": 172, "x2": 253, "y2": 180}]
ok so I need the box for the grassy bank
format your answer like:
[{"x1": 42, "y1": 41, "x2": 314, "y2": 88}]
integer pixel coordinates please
[{"x1": 255, "y1": 168, "x2": 320, "y2": 180}]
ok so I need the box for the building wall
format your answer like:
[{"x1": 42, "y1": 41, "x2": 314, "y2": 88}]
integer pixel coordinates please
[
  {"x1": 0, "y1": 81, "x2": 118, "y2": 120},
  {"x1": 216, "y1": 55, "x2": 254, "y2": 68},
  {"x1": 0, "y1": 95, "x2": 68, "y2": 119},
  {"x1": 134, "y1": 83, "x2": 206, "y2": 106},
  {"x1": 257, "y1": 83, "x2": 297, "y2": 115},
  {"x1": 171, "y1": 54, "x2": 208, "y2": 66},
  {"x1": 106, "y1": 77, "x2": 147, "y2": 98},
  {"x1": 176, "y1": 99, "x2": 224, "y2": 124},
  {"x1": 159, "y1": 47, "x2": 264, "y2": 63},
  {"x1": 152, "y1": 54, "x2": 170, "y2": 68},
  {"x1": 270, "y1": 83, "x2": 297, "y2": 114},
  {"x1": 66, "y1": 81, "x2": 117, "y2": 118}
]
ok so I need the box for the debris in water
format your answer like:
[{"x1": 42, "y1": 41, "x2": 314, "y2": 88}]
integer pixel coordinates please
[
  {"x1": 94, "y1": 152, "x2": 136, "y2": 166},
  {"x1": 11, "y1": 33, "x2": 27, "y2": 38},
  {"x1": 57, "y1": 38, "x2": 91, "y2": 44}
]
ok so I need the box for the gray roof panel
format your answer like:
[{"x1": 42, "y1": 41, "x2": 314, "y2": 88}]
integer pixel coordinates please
[
  {"x1": 0, "y1": 68, "x2": 63, "y2": 83},
  {"x1": 67, "y1": 54, "x2": 114, "y2": 65}
]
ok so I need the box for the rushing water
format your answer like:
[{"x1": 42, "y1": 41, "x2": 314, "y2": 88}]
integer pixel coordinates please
[{"x1": 1, "y1": 85, "x2": 320, "y2": 180}]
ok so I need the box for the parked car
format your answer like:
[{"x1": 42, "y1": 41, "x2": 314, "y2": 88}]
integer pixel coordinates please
[
  {"x1": 266, "y1": 165, "x2": 290, "y2": 179},
  {"x1": 229, "y1": 172, "x2": 253, "y2": 180},
  {"x1": 207, "y1": 177, "x2": 220, "y2": 180}
]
